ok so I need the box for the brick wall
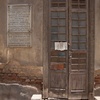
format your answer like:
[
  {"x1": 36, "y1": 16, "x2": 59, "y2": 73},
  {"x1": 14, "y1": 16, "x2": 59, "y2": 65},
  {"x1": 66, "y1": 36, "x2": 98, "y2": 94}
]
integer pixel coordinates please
[
  {"x1": 95, "y1": 75, "x2": 100, "y2": 87},
  {"x1": 0, "y1": 60, "x2": 43, "y2": 90},
  {"x1": 94, "y1": 69, "x2": 100, "y2": 88}
]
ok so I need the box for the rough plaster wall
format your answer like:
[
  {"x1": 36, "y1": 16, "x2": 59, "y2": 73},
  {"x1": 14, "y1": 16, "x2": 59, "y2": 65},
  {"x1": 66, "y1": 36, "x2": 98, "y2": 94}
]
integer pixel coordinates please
[
  {"x1": 0, "y1": 0, "x2": 43, "y2": 86},
  {"x1": 95, "y1": 0, "x2": 100, "y2": 70},
  {"x1": 0, "y1": 0, "x2": 43, "y2": 66},
  {"x1": 0, "y1": 0, "x2": 7, "y2": 63}
]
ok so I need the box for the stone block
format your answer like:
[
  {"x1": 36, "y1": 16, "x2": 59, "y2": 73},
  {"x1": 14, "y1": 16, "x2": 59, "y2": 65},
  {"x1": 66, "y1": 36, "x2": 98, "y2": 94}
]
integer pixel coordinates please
[{"x1": 31, "y1": 94, "x2": 42, "y2": 100}]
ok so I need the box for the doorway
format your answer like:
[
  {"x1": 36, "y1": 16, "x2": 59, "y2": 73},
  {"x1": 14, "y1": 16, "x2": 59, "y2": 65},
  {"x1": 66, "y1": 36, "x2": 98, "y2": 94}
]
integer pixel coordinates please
[{"x1": 43, "y1": 0, "x2": 94, "y2": 99}]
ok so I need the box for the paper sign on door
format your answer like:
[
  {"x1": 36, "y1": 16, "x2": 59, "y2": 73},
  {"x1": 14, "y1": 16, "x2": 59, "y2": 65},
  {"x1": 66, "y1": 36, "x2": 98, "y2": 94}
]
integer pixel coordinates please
[{"x1": 55, "y1": 42, "x2": 68, "y2": 51}]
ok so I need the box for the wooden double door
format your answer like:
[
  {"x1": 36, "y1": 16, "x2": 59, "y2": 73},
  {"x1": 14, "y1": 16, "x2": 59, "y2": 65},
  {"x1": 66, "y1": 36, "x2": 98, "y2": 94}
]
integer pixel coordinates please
[{"x1": 43, "y1": 0, "x2": 94, "y2": 99}]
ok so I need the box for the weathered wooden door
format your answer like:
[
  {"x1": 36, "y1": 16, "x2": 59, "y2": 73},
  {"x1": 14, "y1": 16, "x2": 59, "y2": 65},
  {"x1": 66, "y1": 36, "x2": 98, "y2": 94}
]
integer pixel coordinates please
[
  {"x1": 68, "y1": 0, "x2": 89, "y2": 99},
  {"x1": 47, "y1": 0, "x2": 69, "y2": 98},
  {"x1": 43, "y1": 0, "x2": 94, "y2": 99}
]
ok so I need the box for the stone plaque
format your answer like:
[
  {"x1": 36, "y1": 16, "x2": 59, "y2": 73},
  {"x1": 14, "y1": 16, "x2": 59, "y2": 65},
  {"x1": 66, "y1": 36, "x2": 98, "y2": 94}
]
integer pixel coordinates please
[
  {"x1": 7, "y1": 33, "x2": 31, "y2": 47},
  {"x1": 7, "y1": 4, "x2": 32, "y2": 47},
  {"x1": 7, "y1": 4, "x2": 31, "y2": 32}
]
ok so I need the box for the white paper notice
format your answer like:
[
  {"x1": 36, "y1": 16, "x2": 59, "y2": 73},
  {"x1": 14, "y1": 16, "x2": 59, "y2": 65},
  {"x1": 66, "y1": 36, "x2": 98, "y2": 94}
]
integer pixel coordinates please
[{"x1": 55, "y1": 42, "x2": 68, "y2": 51}]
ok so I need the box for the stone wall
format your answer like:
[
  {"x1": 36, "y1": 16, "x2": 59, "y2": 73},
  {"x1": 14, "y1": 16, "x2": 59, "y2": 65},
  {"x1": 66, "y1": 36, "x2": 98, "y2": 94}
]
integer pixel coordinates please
[
  {"x1": 0, "y1": 0, "x2": 43, "y2": 90},
  {"x1": 0, "y1": 60, "x2": 43, "y2": 90},
  {"x1": 0, "y1": 0, "x2": 43, "y2": 65},
  {"x1": 95, "y1": 0, "x2": 100, "y2": 70}
]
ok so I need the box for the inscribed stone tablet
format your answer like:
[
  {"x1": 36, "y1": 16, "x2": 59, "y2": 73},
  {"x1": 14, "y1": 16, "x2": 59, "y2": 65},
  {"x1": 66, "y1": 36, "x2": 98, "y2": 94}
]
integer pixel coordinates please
[
  {"x1": 7, "y1": 4, "x2": 31, "y2": 32},
  {"x1": 7, "y1": 33, "x2": 31, "y2": 47},
  {"x1": 7, "y1": 4, "x2": 32, "y2": 47}
]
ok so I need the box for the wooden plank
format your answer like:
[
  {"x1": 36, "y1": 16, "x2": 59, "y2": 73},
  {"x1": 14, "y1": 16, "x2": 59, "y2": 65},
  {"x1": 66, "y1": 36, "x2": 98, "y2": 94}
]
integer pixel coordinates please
[
  {"x1": 7, "y1": 0, "x2": 32, "y2": 4},
  {"x1": 43, "y1": 0, "x2": 49, "y2": 98},
  {"x1": 70, "y1": 73, "x2": 86, "y2": 91},
  {"x1": 50, "y1": 71, "x2": 66, "y2": 89},
  {"x1": 88, "y1": 0, "x2": 95, "y2": 99}
]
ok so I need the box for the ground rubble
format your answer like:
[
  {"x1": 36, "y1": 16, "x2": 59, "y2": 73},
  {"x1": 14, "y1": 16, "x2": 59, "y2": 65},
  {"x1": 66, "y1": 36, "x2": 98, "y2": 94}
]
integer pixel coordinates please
[{"x1": 0, "y1": 83, "x2": 41, "y2": 100}]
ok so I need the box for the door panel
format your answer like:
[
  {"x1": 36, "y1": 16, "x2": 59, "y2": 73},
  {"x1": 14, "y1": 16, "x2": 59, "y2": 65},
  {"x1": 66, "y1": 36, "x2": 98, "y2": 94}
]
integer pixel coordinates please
[
  {"x1": 70, "y1": 73, "x2": 86, "y2": 92},
  {"x1": 48, "y1": 0, "x2": 89, "y2": 99},
  {"x1": 48, "y1": 0, "x2": 68, "y2": 98},
  {"x1": 50, "y1": 71, "x2": 66, "y2": 89},
  {"x1": 69, "y1": 0, "x2": 88, "y2": 99}
]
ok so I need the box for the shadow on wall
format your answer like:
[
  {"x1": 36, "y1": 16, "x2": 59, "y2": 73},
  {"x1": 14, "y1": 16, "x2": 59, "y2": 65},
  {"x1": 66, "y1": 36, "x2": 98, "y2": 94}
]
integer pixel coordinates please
[{"x1": 0, "y1": 83, "x2": 40, "y2": 100}]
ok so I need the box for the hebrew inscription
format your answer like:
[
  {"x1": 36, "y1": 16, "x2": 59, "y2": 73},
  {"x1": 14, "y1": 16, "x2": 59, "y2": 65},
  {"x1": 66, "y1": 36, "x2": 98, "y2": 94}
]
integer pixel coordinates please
[
  {"x1": 7, "y1": 5, "x2": 32, "y2": 47},
  {"x1": 7, "y1": 33, "x2": 31, "y2": 47},
  {"x1": 7, "y1": 5, "x2": 31, "y2": 32}
]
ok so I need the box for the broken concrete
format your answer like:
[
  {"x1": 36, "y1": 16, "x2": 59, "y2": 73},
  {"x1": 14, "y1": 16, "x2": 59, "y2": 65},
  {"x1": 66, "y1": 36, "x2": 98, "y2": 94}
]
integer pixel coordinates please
[
  {"x1": 0, "y1": 83, "x2": 41, "y2": 100},
  {"x1": 94, "y1": 87, "x2": 100, "y2": 96}
]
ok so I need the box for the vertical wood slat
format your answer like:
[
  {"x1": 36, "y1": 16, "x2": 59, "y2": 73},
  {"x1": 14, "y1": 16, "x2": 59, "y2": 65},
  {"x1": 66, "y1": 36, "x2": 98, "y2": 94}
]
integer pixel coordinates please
[
  {"x1": 43, "y1": 0, "x2": 49, "y2": 98},
  {"x1": 88, "y1": 0, "x2": 95, "y2": 99}
]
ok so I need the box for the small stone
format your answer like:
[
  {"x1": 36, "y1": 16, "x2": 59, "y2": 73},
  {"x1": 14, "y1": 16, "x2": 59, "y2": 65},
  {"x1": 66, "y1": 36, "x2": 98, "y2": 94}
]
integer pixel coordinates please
[{"x1": 31, "y1": 94, "x2": 42, "y2": 100}]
